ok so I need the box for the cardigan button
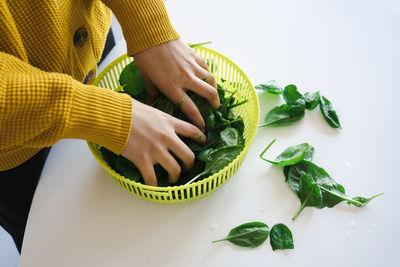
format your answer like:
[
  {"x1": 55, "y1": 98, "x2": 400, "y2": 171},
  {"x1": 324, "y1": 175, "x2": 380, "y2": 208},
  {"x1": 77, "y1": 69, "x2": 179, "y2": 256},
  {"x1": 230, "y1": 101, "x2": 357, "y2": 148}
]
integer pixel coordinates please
[
  {"x1": 73, "y1": 27, "x2": 88, "y2": 47},
  {"x1": 83, "y1": 70, "x2": 95, "y2": 84}
]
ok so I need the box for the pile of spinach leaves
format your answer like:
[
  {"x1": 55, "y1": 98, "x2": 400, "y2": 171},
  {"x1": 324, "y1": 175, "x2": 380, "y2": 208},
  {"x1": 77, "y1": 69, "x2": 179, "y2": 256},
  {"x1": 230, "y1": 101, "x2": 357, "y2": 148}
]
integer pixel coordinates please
[
  {"x1": 260, "y1": 139, "x2": 383, "y2": 220},
  {"x1": 212, "y1": 221, "x2": 294, "y2": 251},
  {"x1": 256, "y1": 82, "x2": 341, "y2": 129},
  {"x1": 100, "y1": 53, "x2": 247, "y2": 186}
]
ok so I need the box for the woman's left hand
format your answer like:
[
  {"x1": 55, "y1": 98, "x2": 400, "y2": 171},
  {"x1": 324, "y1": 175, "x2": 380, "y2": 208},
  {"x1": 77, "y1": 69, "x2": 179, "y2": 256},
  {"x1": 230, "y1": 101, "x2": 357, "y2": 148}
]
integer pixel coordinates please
[{"x1": 133, "y1": 38, "x2": 219, "y2": 130}]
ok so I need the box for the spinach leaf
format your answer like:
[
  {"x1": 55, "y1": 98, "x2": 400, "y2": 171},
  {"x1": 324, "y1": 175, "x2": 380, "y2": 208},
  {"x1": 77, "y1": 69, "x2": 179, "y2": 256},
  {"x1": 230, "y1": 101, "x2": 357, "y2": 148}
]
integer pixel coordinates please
[
  {"x1": 287, "y1": 161, "x2": 346, "y2": 208},
  {"x1": 283, "y1": 165, "x2": 291, "y2": 181},
  {"x1": 221, "y1": 90, "x2": 238, "y2": 117},
  {"x1": 350, "y1": 193, "x2": 384, "y2": 207},
  {"x1": 186, "y1": 145, "x2": 243, "y2": 185},
  {"x1": 259, "y1": 139, "x2": 314, "y2": 166},
  {"x1": 230, "y1": 117, "x2": 245, "y2": 137},
  {"x1": 212, "y1": 222, "x2": 270, "y2": 248},
  {"x1": 255, "y1": 81, "x2": 283, "y2": 95},
  {"x1": 154, "y1": 164, "x2": 169, "y2": 187},
  {"x1": 118, "y1": 61, "x2": 146, "y2": 96},
  {"x1": 197, "y1": 148, "x2": 214, "y2": 162},
  {"x1": 270, "y1": 224, "x2": 294, "y2": 250},
  {"x1": 217, "y1": 86, "x2": 226, "y2": 103},
  {"x1": 206, "y1": 112, "x2": 216, "y2": 130},
  {"x1": 283, "y1": 84, "x2": 305, "y2": 107},
  {"x1": 219, "y1": 127, "x2": 244, "y2": 147},
  {"x1": 304, "y1": 91, "x2": 320, "y2": 110},
  {"x1": 204, "y1": 128, "x2": 222, "y2": 149},
  {"x1": 99, "y1": 146, "x2": 118, "y2": 170},
  {"x1": 189, "y1": 91, "x2": 212, "y2": 120},
  {"x1": 152, "y1": 96, "x2": 176, "y2": 115},
  {"x1": 259, "y1": 104, "x2": 305, "y2": 127},
  {"x1": 319, "y1": 96, "x2": 341, "y2": 129},
  {"x1": 115, "y1": 156, "x2": 143, "y2": 183},
  {"x1": 204, "y1": 145, "x2": 243, "y2": 172},
  {"x1": 292, "y1": 173, "x2": 322, "y2": 220},
  {"x1": 287, "y1": 161, "x2": 383, "y2": 219}
]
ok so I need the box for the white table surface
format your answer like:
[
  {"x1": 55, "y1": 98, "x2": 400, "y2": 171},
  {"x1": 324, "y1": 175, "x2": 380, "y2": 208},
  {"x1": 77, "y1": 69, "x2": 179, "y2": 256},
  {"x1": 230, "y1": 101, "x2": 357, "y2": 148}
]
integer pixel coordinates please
[{"x1": 20, "y1": 0, "x2": 400, "y2": 266}]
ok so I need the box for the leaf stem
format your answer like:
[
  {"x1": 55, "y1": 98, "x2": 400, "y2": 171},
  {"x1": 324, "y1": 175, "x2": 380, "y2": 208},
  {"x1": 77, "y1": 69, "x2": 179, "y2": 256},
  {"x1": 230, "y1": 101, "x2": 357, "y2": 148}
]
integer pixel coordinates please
[
  {"x1": 292, "y1": 186, "x2": 316, "y2": 220},
  {"x1": 224, "y1": 89, "x2": 238, "y2": 106},
  {"x1": 258, "y1": 122, "x2": 270, "y2": 128},
  {"x1": 222, "y1": 117, "x2": 243, "y2": 126},
  {"x1": 189, "y1": 41, "x2": 212, "y2": 48},
  {"x1": 259, "y1": 139, "x2": 278, "y2": 164},
  {"x1": 228, "y1": 99, "x2": 248, "y2": 109},
  {"x1": 319, "y1": 187, "x2": 359, "y2": 205},
  {"x1": 211, "y1": 238, "x2": 228, "y2": 243},
  {"x1": 184, "y1": 171, "x2": 206, "y2": 186}
]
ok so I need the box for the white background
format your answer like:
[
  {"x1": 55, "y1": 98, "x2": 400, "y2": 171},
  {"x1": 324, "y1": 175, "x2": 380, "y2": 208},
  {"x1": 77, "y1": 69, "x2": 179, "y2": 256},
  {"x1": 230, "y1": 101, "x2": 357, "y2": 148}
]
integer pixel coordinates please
[{"x1": 2, "y1": 0, "x2": 399, "y2": 266}]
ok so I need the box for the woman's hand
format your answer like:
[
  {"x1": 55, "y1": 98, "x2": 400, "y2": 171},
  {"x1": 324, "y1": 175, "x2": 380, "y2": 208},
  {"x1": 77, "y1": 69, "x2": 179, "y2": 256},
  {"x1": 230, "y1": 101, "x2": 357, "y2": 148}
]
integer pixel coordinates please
[
  {"x1": 133, "y1": 38, "x2": 219, "y2": 130},
  {"x1": 121, "y1": 99, "x2": 206, "y2": 186}
]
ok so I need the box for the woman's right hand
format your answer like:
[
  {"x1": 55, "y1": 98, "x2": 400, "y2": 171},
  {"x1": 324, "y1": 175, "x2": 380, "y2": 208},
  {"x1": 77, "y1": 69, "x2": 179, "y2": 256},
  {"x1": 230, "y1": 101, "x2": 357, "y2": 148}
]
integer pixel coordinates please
[{"x1": 120, "y1": 99, "x2": 206, "y2": 186}]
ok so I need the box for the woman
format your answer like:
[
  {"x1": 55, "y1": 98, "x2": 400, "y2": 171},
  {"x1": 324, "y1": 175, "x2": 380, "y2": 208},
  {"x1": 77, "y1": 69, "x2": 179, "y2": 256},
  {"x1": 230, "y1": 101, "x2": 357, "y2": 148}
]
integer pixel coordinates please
[{"x1": 0, "y1": 0, "x2": 218, "y2": 252}]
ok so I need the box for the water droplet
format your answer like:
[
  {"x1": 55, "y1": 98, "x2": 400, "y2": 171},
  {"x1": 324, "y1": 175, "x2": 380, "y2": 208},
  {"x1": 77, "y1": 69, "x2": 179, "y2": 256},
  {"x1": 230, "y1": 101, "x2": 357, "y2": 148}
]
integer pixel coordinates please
[
  {"x1": 368, "y1": 230, "x2": 373, "y2": 235},
  {"x1": 210, "y1": 224, "x2": 219, "y2": 231},
  {"x1": 349, "y1": 221, "x2": 357, "y2": 228}
]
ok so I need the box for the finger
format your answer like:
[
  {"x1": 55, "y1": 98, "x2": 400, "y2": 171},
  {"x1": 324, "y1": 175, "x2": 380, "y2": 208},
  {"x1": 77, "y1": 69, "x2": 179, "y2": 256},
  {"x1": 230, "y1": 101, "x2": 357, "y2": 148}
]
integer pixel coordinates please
[
  {"x1": 187, "y1": 73, "x2": 220, "y2": 109},
  {"x1": 167, "y1": 135, "x2": 196, "y2": 172},
  {"x1": 194, "y1": 54, "x2": 210, "y2": 73},
  {"x1": 137, "y1": 159, "x2": 158, "y2": 186},
  {"x1": 157, "y1": 150, "x2": 182, "y2": 184},
  {"x1": 169, "y1": 92, "x2": 205, "y2": 130},
  {"x1": 195, "y1": 65, "x2": 217, "y2": 90},
  {"x1": 172, "y1": 117, "x2": 206, "y2": 144},
  {"x1": 194, "y1": 55, "x2": 217, "y2": 89}
]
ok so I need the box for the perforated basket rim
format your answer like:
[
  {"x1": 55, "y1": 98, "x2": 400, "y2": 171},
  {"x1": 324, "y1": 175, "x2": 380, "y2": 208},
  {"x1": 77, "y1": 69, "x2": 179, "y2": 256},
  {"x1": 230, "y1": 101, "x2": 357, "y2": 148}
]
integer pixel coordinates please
[{"x1": 88, "y1": 45, "x2": 259, "y2": 203}]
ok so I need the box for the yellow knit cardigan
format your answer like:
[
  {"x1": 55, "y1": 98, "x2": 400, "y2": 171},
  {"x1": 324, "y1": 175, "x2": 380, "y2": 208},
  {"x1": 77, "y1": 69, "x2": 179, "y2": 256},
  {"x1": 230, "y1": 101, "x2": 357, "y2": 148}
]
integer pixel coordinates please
[{"x1": 0, "y1": 0, "x2": 180, "y2": 171}]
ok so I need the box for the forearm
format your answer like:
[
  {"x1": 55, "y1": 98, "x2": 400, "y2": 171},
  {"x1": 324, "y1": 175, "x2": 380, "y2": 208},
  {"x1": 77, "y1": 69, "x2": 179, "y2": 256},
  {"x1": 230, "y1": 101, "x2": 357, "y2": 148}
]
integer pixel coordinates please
[
  {"x1": 0, "y1": 52, "x2": 132, "y2": 170},
  {"x1": 101, "y1": 0, "x2": 180, "y2": 55}
]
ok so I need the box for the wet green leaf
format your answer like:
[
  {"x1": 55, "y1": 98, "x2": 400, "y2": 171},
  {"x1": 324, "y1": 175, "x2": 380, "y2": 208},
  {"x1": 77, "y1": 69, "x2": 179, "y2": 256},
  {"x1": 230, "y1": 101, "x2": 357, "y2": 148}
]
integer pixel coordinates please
[
  {"x1": 212, "y1": 222, "x2": 270, "y2": 248},
  {"x1": 319, "y1": 96, "x2": 341, "y2": 129},
  {"x1": 304, "y1": 91, "x2": 320, "y2": 110},
  {"x1": 270, "y1": 224, "x2": 294, "y2": 250},
  {"x1": 260, "y1": 139, "x2": 314, "y2": 167},
  {"x1": 260, "y1": 104, "x2": 305, "y2": 127},
  {"x1": 255, "y1": 82, "x2": 283, "y2": 94},
  {"x1": 119, "y1": 61, "x2": 146, "y2": 96},
  {"x1": 292, "y1": 173, "x2": 322, "y2": 220},
  {"x1": 283, "y1": 84, "x2": 305, "y2": 107}
]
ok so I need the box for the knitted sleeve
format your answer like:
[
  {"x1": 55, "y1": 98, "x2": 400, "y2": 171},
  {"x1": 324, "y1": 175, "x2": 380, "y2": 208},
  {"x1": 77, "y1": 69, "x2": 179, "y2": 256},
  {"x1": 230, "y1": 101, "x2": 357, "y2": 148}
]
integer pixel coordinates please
[
  {"x1": 101, "y1": 0, "x2": 180, "y2": 55},
  {"x1": 0, "y1": 52, "x2": 132, "y2": 170}
]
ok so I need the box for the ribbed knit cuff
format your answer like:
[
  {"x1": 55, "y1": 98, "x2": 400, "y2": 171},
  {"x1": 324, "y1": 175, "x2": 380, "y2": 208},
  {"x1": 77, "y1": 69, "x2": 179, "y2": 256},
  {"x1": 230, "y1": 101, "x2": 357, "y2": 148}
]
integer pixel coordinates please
[
  {"x1": 63, "y1": 80, "x2": 132, "y2": 154},
  {"x1": 102, "y1": 0, "x2": 180, "y2": 55}
]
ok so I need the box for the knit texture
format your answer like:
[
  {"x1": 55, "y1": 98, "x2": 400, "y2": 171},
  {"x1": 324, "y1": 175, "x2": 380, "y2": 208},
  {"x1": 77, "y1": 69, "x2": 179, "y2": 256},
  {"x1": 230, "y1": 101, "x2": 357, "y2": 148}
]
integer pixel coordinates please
[{"x1": 0, "y1": 0, "x2": 180, "y2": 170}]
